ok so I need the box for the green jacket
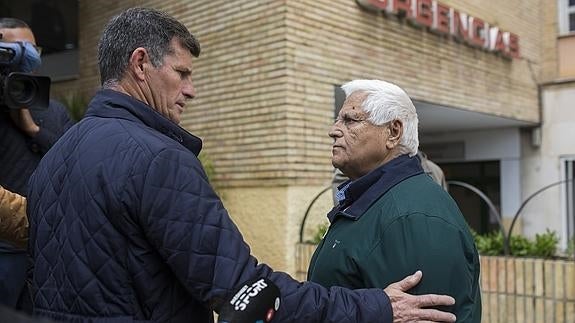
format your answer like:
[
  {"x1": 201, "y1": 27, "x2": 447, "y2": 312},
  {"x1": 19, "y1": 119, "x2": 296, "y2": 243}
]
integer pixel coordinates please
[{"x1": 308, "y1": 155, "x2": 481, "y2": 322}]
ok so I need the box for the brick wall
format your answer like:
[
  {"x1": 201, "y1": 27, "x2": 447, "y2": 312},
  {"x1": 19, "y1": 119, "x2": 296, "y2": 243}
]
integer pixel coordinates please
[
  {"x1": 481, "y1": 256, "x2": 575, "y2": 323},
  {"x1": 54, "y1": 0, "x2": 544, "y2": 188},
  {"x1": 283, "y1": 0, "x2": 543, "y2": 189}
]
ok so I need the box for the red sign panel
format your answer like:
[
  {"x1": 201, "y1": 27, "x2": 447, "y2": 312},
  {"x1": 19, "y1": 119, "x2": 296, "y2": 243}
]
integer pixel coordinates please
[{"x1": 357, "y1": 0, "x2": 520, "y2": 59}]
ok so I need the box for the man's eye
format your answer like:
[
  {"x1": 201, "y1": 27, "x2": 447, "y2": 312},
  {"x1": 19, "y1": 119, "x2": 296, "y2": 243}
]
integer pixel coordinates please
[
  {"x1": 335, "y1": 117, "x2": 360, "y2": 125},
  {"x1": 176, "y1": 70, "x2": 191, "y2": 79}
]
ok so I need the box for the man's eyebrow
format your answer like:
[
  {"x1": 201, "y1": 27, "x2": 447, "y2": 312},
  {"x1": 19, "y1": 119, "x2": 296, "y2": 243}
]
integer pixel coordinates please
[
  {"x1": 343, "y1": 111, "x2": 363, "y2": 118},
  {"x1": 174, "y1": 66, "x2": 192, "y2": 73}
]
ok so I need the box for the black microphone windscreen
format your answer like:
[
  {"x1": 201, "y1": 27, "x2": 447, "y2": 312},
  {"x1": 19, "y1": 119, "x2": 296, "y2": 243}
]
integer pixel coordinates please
[{"x1": 217, "y1": 277, "x2": 281, "y2": 323}]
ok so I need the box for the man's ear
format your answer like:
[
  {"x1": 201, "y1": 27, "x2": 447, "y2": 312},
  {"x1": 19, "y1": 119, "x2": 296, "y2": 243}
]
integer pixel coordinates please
[
  {"x1": 385, "y1": 119, "x2": 403, "y2": 149},
  {"x1": 128, "y1": 47, "x2": 149, "y2": 81}
]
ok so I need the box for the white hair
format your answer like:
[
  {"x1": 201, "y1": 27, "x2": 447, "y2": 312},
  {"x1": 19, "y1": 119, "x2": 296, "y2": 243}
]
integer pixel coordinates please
[{"x1": 341, "y1": 79, "x2": 419, "y2": 157}]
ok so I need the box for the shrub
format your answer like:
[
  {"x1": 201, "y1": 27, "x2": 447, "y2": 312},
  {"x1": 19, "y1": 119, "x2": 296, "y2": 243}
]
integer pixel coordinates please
[
  {"x1": 309, "y1": 222, "x2": 328, "y2": 245},
  {"x1": 472, "y1": 229, "x2": 559, "y2": 259},
  {"x1": 472, "y1": 230, "x2": 503, "y2": 256},
  {"x1": 532, "y1": 230, "x2": 559, "y2": 258}
]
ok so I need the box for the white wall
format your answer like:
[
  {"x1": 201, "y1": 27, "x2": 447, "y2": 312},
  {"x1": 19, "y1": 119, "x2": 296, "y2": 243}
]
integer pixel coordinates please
[{"x1": 522, "y1": 83, "x2": 575, "y2": 248}]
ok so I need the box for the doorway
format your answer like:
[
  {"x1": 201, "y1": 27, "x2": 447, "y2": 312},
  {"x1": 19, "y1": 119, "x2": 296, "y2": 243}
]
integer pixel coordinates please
[{"x1": 440, "y1": 161, "x2": 501, "y2": 234}]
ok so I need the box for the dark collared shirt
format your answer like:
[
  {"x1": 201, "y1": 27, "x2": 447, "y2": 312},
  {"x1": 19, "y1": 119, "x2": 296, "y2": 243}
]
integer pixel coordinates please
[{"x1": 328, "y1": 154, "x2": 423, "y2": 222}]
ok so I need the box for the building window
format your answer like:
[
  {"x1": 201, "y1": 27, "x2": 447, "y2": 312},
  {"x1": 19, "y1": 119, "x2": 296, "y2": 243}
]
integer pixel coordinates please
[
  {"x1": 559, "y1": 0, "x2": 575, "y2": 34},
  {"x1": 0, "y1": 0, "x2": 78, "y2": 81},
  {"x1": 562, "y1": 156, "x2": 575, "y2": 249}
]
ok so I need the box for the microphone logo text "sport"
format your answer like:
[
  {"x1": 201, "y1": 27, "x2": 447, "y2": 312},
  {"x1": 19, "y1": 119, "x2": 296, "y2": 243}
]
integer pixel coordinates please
[{"x1": 230, "y1": 279, "x2": 269, "y2": 311}]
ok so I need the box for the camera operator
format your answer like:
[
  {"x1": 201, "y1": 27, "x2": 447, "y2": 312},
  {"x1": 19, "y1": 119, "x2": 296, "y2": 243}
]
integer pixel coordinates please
[{"x1": 0, "y1": 17, "x2": 74, "y2": 310}]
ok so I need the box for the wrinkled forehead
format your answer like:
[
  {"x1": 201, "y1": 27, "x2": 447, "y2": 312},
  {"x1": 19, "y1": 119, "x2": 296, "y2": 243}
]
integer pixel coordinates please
[
  {"x1": 341, "y1": 91, "x2": 369, "y2": 114},
  {"x1": 0, "y1": 27, "x2": 36, "y2": 44}
]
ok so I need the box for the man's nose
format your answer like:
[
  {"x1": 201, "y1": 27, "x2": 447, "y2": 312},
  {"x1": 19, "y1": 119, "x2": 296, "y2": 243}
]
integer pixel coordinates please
[
  {"x1": 183, "y1": 81, "x2": 196, "y2": 100},
  {"x1": 329, "y1": 124, "x2": 343, "y2": 139}
]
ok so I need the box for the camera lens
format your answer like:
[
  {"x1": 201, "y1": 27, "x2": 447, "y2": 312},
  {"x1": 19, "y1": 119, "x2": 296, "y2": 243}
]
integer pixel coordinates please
[
  {"x1": 1, "y1": 72, "x2": 50, "y2": 110},
  {"x1": 7, "y1": 77, "x2": 36, "y2": 105}
]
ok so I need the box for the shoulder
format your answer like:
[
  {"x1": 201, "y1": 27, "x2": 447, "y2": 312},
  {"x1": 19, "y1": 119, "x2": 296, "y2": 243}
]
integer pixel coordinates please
[
  {"x1": 365, "y1": 174, "x2": 466, "y2": 230},
  {"x1": 390, "y1": 174, "x2": 458, "y2": 213}
]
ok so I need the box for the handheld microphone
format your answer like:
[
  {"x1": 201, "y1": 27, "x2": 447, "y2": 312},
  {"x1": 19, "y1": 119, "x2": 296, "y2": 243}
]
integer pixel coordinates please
[{"x1": 217, "y1": 277, "x2": 281, "y2": 323}]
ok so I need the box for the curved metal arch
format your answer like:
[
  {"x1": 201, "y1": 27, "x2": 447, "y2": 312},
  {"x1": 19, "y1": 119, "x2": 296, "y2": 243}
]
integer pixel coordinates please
[
  {"x1": 299, "y1": 185, "x2": 332, "y2": 244},
  {"x1": 447, "y1": 180, "x2": 510, "y2": 255},
  {"x1": 508, "y1": 178, "x2": 574, "y2": 242}
]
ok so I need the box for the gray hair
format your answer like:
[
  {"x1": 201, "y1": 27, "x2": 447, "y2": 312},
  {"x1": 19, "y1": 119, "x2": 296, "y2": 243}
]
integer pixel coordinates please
[
  {"x1": 341, "y1": 79, "x2": 419, "y2": 156},
  {"x1": 98, "y1": 7, "x2": 200, "y2": 87},
  {"x1": 0, "y1": 17, "x2": 30, "y2": 29}
]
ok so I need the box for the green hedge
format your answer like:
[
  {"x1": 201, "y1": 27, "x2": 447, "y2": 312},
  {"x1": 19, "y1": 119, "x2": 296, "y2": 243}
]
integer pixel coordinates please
[{"x1": 472, "y1": 229, "x2": 560, "y2": 258}]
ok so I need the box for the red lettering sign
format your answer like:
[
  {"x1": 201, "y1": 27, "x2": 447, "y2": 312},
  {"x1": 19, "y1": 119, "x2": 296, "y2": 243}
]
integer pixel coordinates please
[
  {"x1": 356, "y1": 0, "x2": 520, "y2": 59},
  {"x1": 507, "y1": 32, "x2": 520, "y2": 58},
  {"x1": 416, "y1": 0, "x2": 433, "y2": 27},
  {"x1": 394, "y1": 0, "x2": 414, "y2": 18},
  {"x1": 490, "y1": 28, "x2": 506, "y2": 54},
  {"x1": 433, "y1": 2, "x2": 450, "y2": 35},
  {"x1": 452, "y1": 10, "x2": 469, "y2": 42},
  {"x1": 470, "y1": 17, "x2": 485, "y2": 47}
]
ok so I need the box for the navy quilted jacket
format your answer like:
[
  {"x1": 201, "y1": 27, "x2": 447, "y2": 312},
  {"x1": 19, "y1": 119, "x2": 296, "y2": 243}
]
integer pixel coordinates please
[{"x1": 27, "y1": 90, "x2": 392, "y2": 323}]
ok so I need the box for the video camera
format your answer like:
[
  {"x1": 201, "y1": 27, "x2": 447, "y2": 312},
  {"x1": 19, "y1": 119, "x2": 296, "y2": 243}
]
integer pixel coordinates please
[{"x1": 0, "y1": 40, "x2": 50, "y2": 110}]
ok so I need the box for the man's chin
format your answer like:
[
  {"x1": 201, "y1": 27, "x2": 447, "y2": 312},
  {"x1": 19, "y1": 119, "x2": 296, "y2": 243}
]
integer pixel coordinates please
[{"x1": 331, "y1": 160, "x2": 343, "y2": 170}]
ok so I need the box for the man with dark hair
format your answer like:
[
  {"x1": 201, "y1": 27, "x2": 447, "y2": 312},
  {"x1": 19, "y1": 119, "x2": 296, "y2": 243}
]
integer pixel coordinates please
[
  {"x1": 28, "y1": 8, "x2": 456, "y2": 322},
  {"x1": 0, "y1": 185, "x2": 27, "y2": 249},
  {"x1": 0, "y1": 17, "x2": 73, "y2": 309}
]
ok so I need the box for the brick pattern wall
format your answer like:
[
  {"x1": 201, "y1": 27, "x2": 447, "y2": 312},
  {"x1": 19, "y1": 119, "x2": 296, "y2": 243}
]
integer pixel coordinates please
[
  {"x1": 281, "y1": 0, "x2": 543, "y2": 186},
  {"x1": 481, "y1": 256, "x2": 575, "y2": 323},
  {"x1": 57, "y1": 0, "x2": 543, "y2": 188}
]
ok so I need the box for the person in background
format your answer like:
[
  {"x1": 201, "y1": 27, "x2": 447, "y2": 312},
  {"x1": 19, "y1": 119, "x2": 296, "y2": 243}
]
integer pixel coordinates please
[
  {"x1": 0, "y1": 17, "x2": 74, "y2": 310},
  {"x1": 27, "y1": 8, "x2": 457, "y2": 323},
  {"x1": 417, "y1": 150, "x2": 448, "y2": 190},
  {"x1": 309, "y1": 79, "x2": 482, "y2": 322},
  {"x1": 0, "y1": 185, "x2": 27, "y2": 249}
]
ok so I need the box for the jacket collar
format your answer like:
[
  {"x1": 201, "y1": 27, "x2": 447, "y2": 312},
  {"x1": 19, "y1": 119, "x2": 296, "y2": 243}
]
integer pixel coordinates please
[
  {"x1": 327, "y1": 154, "x2": 423, "y2": 223},
  {"x1": 84, "y1": 89, "x2": 202, "y2": 156}
]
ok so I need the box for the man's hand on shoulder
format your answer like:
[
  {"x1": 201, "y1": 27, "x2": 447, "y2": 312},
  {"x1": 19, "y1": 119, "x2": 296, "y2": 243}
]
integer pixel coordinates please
[
  {"x1": 10, "y1": 108, "x2": 39, "y2": 137},
  {"x1": 384, "y1": 271, "x2": 456, "y2": 323}
]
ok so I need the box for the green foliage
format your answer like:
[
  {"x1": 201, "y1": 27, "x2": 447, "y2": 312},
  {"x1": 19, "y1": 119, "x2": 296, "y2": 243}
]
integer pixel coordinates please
[
  {"x1": 309, "y1": 222, "x2": 329, "y2": 245},
  {"x1": 509, "y1": 234, "x2": 532, "y2": 257},
  {"x1": 473, "y1": 230, "x2": 503, "y2": 256},
  {"x1": 472, "y1": 229, "x2": 560, "y2": 259},
  {"x1": 532, "y1": 230, "x2": 559, "y2": 258},
  {"x1": 58, "y1": 92, "x2": 89, "y2": 122}
]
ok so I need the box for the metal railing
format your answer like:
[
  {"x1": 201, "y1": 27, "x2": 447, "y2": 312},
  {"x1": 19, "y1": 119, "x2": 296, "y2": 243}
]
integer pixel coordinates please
[{"x1": 448, "y1": 179, "x2": 574, "y2": 256}]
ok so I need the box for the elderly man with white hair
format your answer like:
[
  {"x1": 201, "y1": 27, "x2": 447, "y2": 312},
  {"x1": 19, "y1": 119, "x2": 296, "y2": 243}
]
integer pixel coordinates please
[{"x1": 308, "y1": 80, "x2": 482, "y2": 323}]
